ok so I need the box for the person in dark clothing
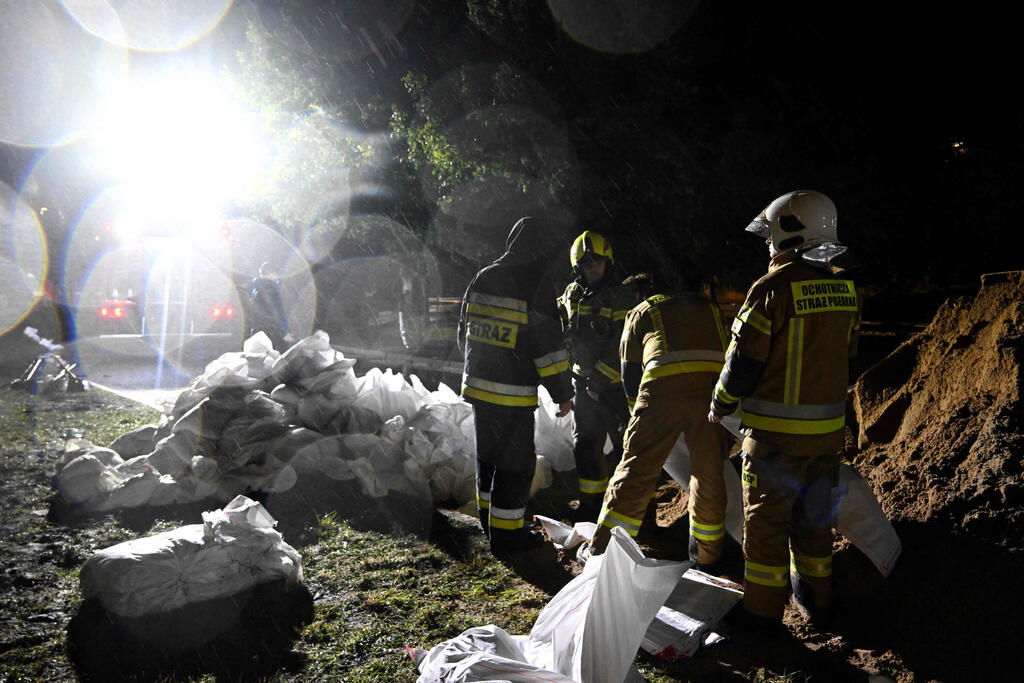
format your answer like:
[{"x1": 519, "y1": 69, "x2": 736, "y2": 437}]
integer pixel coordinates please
[
  {"x1": 247, "y1": 262, "x2": 294, "y2": 351},
  {"x1": 458, "y1": 216, "x2": 574, "y2": 560}
]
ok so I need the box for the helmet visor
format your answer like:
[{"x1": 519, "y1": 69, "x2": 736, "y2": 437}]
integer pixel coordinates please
[{"x1": 745, "y1": 216, "x2": 770, "y2": 238}]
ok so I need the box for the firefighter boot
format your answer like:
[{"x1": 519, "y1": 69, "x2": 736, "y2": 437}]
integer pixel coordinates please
[
  {"x1": 791, "y1": 574, "x2": 833, "y2": 628},
  {"x1": 477, "y1": 507, "x2": 490, "y2": 540},
  {"x1": 688, "y1": 534, "x2": 722, "y2": 574},
  {"x1": 490, "y1": 527, "x2": 545, "y2": 563}
]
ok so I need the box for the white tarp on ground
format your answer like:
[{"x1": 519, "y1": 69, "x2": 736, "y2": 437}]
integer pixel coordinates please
[
  {"x1": 79, "y1": 495, "x2": 303, "y2": 618},
  {"x1": 410, "y1": 527, "x2": 682, "y2": 683}
]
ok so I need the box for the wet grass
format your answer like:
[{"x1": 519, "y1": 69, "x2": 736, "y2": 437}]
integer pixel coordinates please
[
  {"x1": 0, "y1": 387, "x2": 551, "y2": 682},
  {"x1": 0, "y1": 385, "x2": 889, "y2": 682}
]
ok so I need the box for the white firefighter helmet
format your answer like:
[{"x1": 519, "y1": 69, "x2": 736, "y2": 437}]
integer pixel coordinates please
[{"x1": 745, "y1": 190, "x2": 838, "y2": 253}]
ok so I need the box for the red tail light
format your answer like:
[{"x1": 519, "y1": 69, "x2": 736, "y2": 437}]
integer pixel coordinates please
[
  {"x1": 113, "y1": 306, "x2": 124, "y2": 318},
  {"x1": 224, "y1": 306, "x2": 235, "y2": 318},
  {"x1": 100, "y1": 307, "x2": 109, "y2": 318},
  {"x1": 212, "y1": 306, "x2": 222, "y2": 318}
]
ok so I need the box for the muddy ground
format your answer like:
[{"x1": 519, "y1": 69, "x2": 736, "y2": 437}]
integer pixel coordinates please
[{"x1": 2, "y1": 274, "x2": 1023, "y2": 681}]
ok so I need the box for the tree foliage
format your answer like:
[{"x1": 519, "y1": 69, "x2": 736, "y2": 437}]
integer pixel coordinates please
[{"x1": 228, "y1": 0, "x2": 1022, "y2": 300}]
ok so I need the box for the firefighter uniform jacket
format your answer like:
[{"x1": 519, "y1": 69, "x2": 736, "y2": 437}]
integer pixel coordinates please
[
  {"x1": 558, "y1": 278, "x2": 634, "y2": 393},
  {"x1": 458, "y1": 247, "x2": 573, "y2": 411},
  {"x1": 621, "y1": 292, "x2": 729, "y2": 413},
  {"x1": 711, "y1": 250, "x2": 861, "y2": 456}
]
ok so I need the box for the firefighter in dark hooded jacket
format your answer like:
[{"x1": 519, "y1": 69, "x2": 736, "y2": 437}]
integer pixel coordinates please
[
  {"x1": 459, "y1": 216, "x2": 574, "y2": 559},
  {"x1": 709, "y1": 190, "x2": 860, "y2": 629}
]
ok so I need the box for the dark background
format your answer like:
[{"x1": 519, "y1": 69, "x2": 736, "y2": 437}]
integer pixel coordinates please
[{"x1": 2, "y1": 1, "x2": 1019, "y2": 325}]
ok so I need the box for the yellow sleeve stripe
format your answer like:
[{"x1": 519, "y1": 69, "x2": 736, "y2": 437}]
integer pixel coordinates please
[
  {"x1": 466, "y1": 302, "x2": 528, "y2": 324},
  {"x1": 735, "y1": 304, "x2": 771, "y2": 335}
]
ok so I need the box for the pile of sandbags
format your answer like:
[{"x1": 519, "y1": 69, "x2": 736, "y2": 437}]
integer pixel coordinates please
[
  {"x1": 54, "y1": 330, "x2": 572, "y2": 518},
  {"x1": 68, "y1": 496, "x2": 313, "y2": 679}
]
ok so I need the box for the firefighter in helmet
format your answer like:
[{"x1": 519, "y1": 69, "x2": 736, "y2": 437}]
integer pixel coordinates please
[
  {"x1": 709, "y1": 190, "x2": 861, "y2": 629},
  {"x1": 587, "y1": 271, "x2": 733, "y2": 565},
  {"x1": 557, "y1": 231, "x2": 634, "y2": 521}
]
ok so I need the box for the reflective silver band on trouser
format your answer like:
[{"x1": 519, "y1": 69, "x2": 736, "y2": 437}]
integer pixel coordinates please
[
  {"x1": 476, "y1": 490, "x2": 490, "y2": 509},
  {"x1": 744, "y1": 560, "x2": 789, "y2": 587},
  {"x1": 597, "y1": 506, "x2": 642, "y2": 536},
  {"x1": 462, "y1": 374, "x2": 538, "y2": 407},
  {"x1": 689, "y1": 518, "x2": 725, "y2": 541},
  {"x1": 791, "y1": 552, "x2": 832, "y2": 578},
  {"x1": 489, "y1": 504, "x2": 526, "y2": 530},
  {"x1": 644, "y1": 349, "x2": 725, "y2": 370}
]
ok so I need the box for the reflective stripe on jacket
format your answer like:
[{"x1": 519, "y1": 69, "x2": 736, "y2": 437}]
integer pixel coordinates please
[
  {"x1": 459, "y1": 259, "x2": 572, "y2": 409},
  {"x1": 712, "y1": 250, "x2": 860, "y2": 452},
  {"x1": 559, "y1": 279, "x2": 634, "y2": 391},
  {"x1": 620, "y1": 292, "x2": 728, "y2": 412}
]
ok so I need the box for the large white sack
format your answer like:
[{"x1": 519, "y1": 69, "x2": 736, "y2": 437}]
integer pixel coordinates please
[
  {"x1": 270, "y1": 330, "x2": 345, "y2": 385},
  {"x1": 412, "y1": 528, "x2": 679, "y2": 683},
  {"x1": 834, "y1": 465, "x2": 902, "y2": 576},
  {"x1": 354, "y1": 367, "x2": 425, "y2": 422},
  {"x1": 80, "y1": 495, "x2": 303, "y2": 618},
  {"x1": 108, "y1": 424, "x2": 161, "y2": 459},
  {"x1": 290, "y1": 433, "x2": 433, "y2": 502},
  {"x1": 58, "y1": 453, "x2": 127, "y2": 507},
  {"x1": 534, "y1": 385, "x2": 575, "y2": 472}
]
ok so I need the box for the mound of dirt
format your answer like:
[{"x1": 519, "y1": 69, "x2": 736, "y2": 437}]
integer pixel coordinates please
[{"x1": 851, "y1": 270, "x2": 1024, "y2": 552}]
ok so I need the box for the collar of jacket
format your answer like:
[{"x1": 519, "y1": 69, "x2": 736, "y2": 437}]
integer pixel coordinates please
[{"x1": 767, "y1": 249, "x2": 802, "y2": 273}]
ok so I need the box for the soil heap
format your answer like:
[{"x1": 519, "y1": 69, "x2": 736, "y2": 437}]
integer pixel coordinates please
[{"x1": 851, "y1": 271, "x2": 1024, "y2": 553}]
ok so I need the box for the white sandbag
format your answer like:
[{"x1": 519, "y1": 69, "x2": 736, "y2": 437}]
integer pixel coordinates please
[
  {"x1": 93, "y1": 470, "x2": 162, "y2": 512},
  {"x1": 270, "y1": 330, "x2": 345, "y2": 385},
  {"x1": 353, "y1": 367, "x2": 425, "y2": 422},
  {"x1": 533, "y1": 515, "x2": 597, "y2": 551},
  {"x1": 80, "y1": 495, "x2": 303, "y2": 618},
  {"x1": 534, "y1": 385, "x2": 575, "y2": 472},
  {"x1": 147, "y1": 432, "x2": 199, "y2": 477},
  {"x1": 641, "y1": 569, "x2": 743, "y2": 660},
  {"x1": 58, "y1": 453, "x2": 126, "y2": 507},
  {"x1": 531, "y1": 455, "x2": 553, "y2": 496},
  {"x1": 108, "y1": 424, "x2": 160, "y2": 458},
  {"x1": 242, "y1": 330, "x2": 276, "y2": 356},
  {"x1": 412, "y1": 528, "x2": 679, "y2": 683},
  {"x1": 834, "y1": 465, "x2": 902, "y2": 576},
  {"x1": 411, "y1": 625, "x2": 576, "y2": 683},
  {"x1": 533, "y1": 528, "x2": 683, "y2": 682},
  {"x1": 290, "y1": 433, "x2": 433, "y2": 502}
]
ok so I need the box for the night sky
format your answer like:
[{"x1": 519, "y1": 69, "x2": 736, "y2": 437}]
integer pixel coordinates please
[{"x1": 2, "y1": 2, "x2": 1020, "y2": 305}]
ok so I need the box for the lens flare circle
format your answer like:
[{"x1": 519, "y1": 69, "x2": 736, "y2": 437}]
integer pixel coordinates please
[
  {"x1": 547, "y1": 0, "x2": 696, "y2": 54},
  {"x1": 0, "y1": 183, "x2": 48, "y2": 337},
  {"x1": 59, "y1": 0, "x2": 234, "y2": 52},
  {"x1": 0, "y1": 0, "x2": 126, "y2": 147}
]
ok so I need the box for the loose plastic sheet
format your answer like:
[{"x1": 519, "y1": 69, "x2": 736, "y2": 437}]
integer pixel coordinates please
[
  {"x1": 79, "y1": 495, "x2": 303, "y2": 618},
  {"x1": 411, "y1": 527, "x2": 682, "y2": 683}
]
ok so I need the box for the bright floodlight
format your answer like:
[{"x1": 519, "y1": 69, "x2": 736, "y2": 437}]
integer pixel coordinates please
[{"x1": 95, "y1": 72, "x2": 267, "y2": 212}]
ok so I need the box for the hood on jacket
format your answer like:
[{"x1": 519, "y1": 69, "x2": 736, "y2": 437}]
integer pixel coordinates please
[{"x1": 497, "y1": 216, "x2": 562, "y2": 267}]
